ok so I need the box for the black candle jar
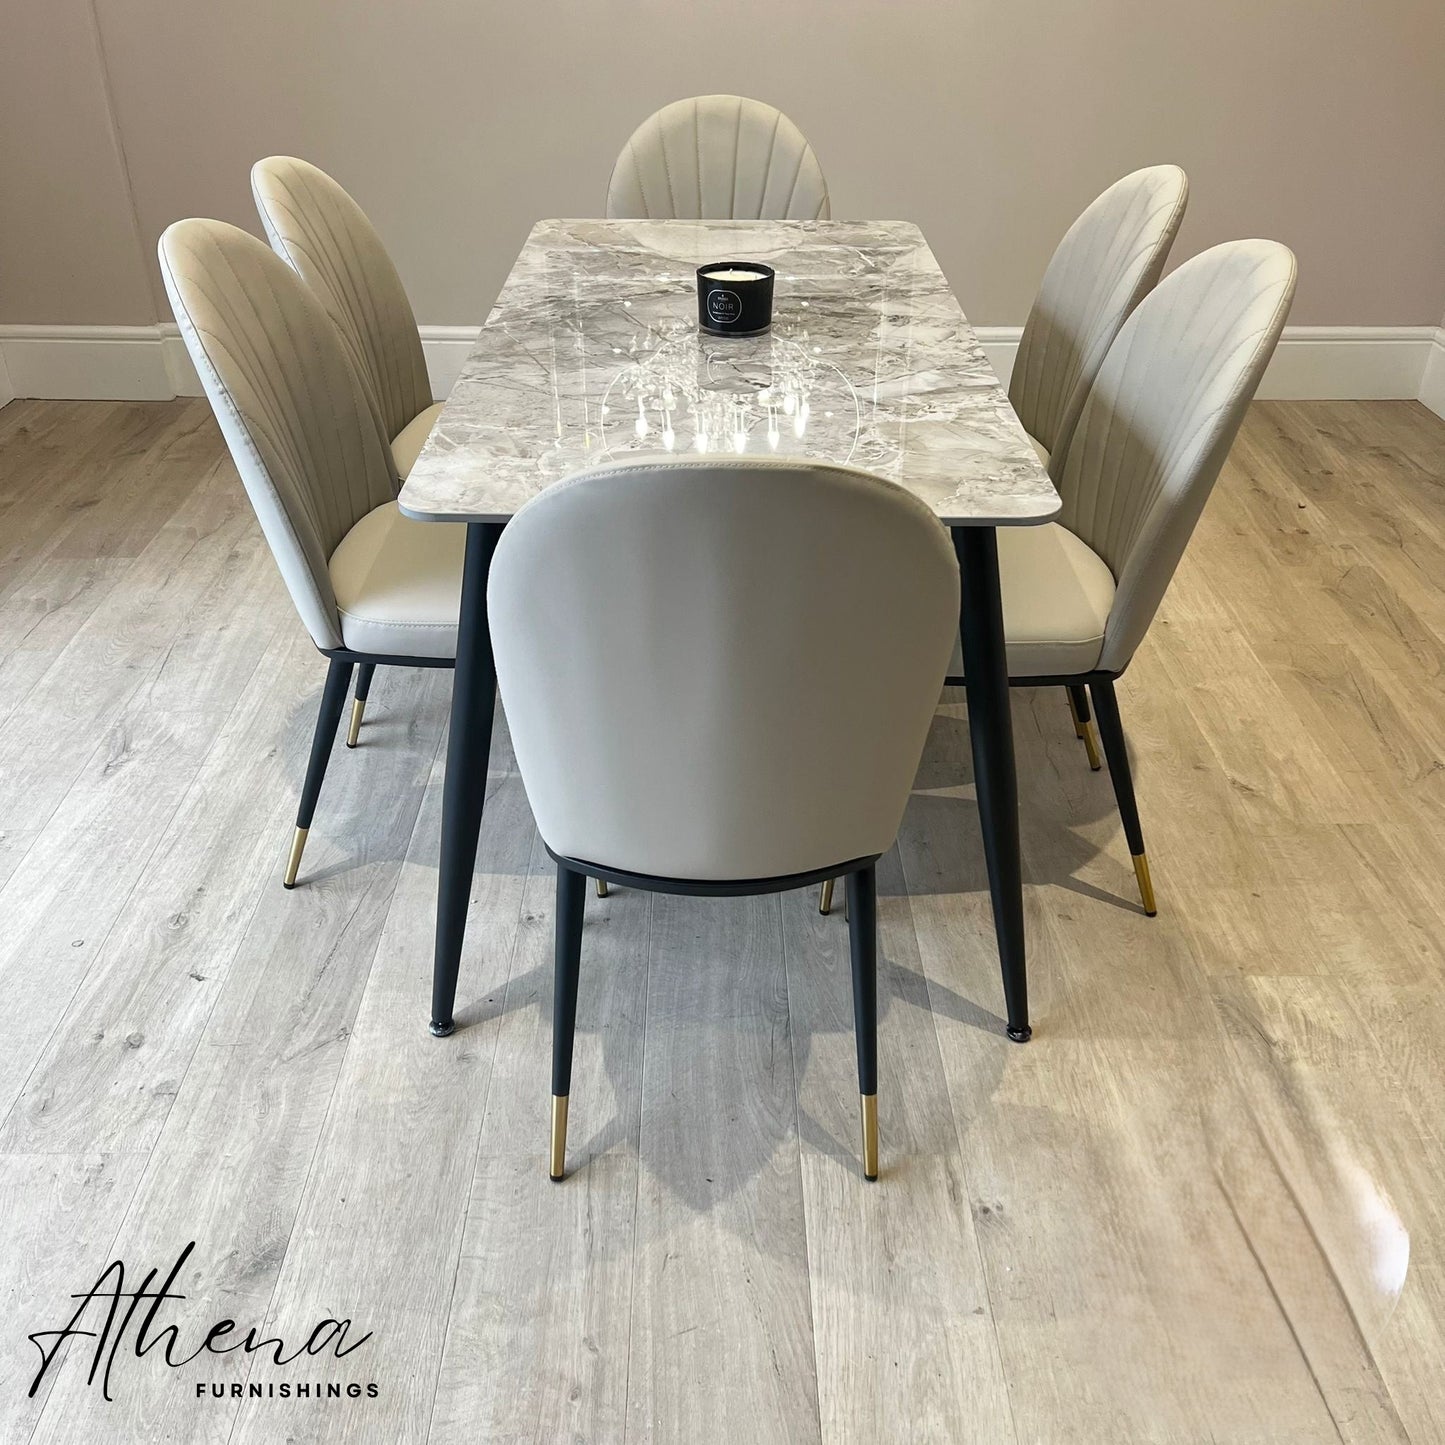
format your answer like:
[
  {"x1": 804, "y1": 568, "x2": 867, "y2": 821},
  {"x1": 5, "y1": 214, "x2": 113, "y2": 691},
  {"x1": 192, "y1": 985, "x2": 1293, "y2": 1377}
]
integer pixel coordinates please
[{"x1": 696, "y1": 262, "x2": 775, "y2": 337}]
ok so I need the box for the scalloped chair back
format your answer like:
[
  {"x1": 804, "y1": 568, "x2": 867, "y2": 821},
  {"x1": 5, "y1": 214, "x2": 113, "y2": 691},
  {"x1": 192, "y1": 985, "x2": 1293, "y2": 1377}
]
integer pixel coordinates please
[{"x1": 607, "y1": 95, "x2": 830, "y2": 221}]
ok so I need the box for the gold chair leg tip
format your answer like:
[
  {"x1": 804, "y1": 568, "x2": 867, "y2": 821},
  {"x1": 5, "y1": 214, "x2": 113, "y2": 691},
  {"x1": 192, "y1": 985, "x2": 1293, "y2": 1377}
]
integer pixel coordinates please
[
  {"x1": 1082, "y1": 722, "x2": 1103, "y2": 771},
  {"x1": 345, "y1": 698, "x2": 365, "y2": 748},
  {"x1": 1132, "y1": 853, "x2": 1158, "y2": 916},
  {"x1": 283, "y1": 827, "x2": 308, "y2": 889},
  {"x1": 818, "y1": 878, "x2": 834, "y2": 915},
  {"x1": 595, "y1": 878, "x2": 609, "y2": 898},
  {"x1": 549, "y1": 1094, "x2": 569, "y2": 1180},
  {"x1": 860, "y1": 1093, "x2": 879, "y2": 1181}
]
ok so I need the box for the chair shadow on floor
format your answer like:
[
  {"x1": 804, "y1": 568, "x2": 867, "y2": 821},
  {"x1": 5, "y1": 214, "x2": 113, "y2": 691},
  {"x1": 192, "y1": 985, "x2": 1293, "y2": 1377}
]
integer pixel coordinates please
[
  {"x1": 563, "y1": 930, "x2": 1016, "y2": 1219},
  {"x1": 909, "y1": 689, "x2": 1154, "y2": 916},
  {"x1": 278, "y1": 667, "x2": 1154, "y2": 1215}
]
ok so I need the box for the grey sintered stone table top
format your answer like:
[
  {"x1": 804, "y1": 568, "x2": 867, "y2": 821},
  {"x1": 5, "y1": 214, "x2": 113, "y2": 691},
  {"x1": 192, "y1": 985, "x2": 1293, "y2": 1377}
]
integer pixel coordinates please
[{"x1": 399, "y1": 218, "x2": 1059, "y2": 528}]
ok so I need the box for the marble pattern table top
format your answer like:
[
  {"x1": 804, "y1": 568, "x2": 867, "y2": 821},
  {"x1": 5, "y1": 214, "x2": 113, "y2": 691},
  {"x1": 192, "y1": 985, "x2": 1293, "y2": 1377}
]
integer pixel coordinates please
[{"x1": 399, "y1": 219, "x2": 1060, "y2": 527}]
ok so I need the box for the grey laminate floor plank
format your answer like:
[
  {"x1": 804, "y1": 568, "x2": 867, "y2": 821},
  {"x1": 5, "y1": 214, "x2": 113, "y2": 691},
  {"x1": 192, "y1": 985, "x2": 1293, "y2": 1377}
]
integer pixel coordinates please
[
  {"x1": 0, "y1": 489, "x2": 282, "y2": 1131},
  {"x1": 622, "y1": 891, "x2": 822, "y2": 1445},
  {"x1": 427, "y1": 845, "x2": 652, "y2": 1445},
  {"x1": 1214, "y1": 975, "x2": 1445, "y2": 1445},
  {"x1": 0, "y1": 633, "x2": 447, "y2": 1158},
  {"x1": 0, "y1": 695, "x2": 230, "y2": 1124},
  {"x1": 895, "y1": 702, "x2": 1364, "y2": 1441},
  {"x1": 0, "y1": 428, "x2": 228, "y2": 901},
  {"x1": 24, "y1": 659, "x2": 456, "y2": 1444},
  {"x1": 780, "y1": 864, "x2": 1016, "y2": 1443},
  {"x1": 0, "y1": 402, "x2": 189, "y2": 606},
  {"x1": 0, "y1": 455, "x2": 273, "y2": 848},
  {"x1": 225, "y1": 719, "x2": 539, "y2": 1445},
  {"x1": 0, "y1": 1152, "x2": 149, "y2": 1443},
  {"x1": 0, "y1": 401, "x2": 128, "y2": 540},
  {"x1": 4, "y1": 398, "x2": 1445, "y2": 1443}
]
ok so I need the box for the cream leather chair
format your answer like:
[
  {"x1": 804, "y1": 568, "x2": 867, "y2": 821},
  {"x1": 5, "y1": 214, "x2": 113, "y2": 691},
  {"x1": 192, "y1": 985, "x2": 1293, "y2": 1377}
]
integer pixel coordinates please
[
  {"x1": 824, "y1": 239, "x2": 1296, "y2": 921},
  {"x1": 488, "y1": 458, "x2": 959, "y2": 1181},
  {"x1": 159, "y1": 217, "x2": 467, "y2": 889},
  {"x1": 251, "y1": 157, "x2": 454, "y2": 753},
  {"x1": 1010, "y1": 165, "x2": 1189, "y2": 471},
  {"x1": 251, "y1": 157, "x2": 442, "y2": 485},
  {"x1": 606, "y1": 96, "x2": 830, "y2": 220}
]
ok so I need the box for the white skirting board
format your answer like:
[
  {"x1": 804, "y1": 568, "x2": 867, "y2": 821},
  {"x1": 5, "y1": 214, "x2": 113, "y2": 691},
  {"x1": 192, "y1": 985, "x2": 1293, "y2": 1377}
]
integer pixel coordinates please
[
  {"x1": 1418, "y1": 330, "x2": 1445, "y2": 421},
  {"x1": 0, "y1": 323, "x2": 482, "y2": 406},
  {"x1": 976, "y1": 325, "x2": 1445, "y2": 408},
  {"x1": 2, "y1": 321, "x2": 1443, "y2": 416}
]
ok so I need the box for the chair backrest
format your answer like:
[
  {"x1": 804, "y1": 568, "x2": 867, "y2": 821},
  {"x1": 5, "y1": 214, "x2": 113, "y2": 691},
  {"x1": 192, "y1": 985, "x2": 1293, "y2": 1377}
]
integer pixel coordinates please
[
  {"x1": 159, "y1": 218, "x2": 397, "y2": 651},
  {"x1": 606, "y1": 96, "x2": 831, "y2": 221},
  {"x1": 1058, "y1": 239, "x2": 1297, "y2": 673},
  {"x1": 251, "y1": 156, "x2": 432, "y2": 449},
  {"x1": 488, "y1": 458, "x2": 958, "y2": 880},
  {"x1": 1010, "y1": 165, "x2": 1189, "y2": 466}
]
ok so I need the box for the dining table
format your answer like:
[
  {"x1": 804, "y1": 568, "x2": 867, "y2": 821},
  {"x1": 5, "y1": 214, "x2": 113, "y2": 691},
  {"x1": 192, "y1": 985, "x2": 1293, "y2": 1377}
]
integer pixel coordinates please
[{"x1": 399, "y1": 217, "x2": 1060, "y2": 1044}]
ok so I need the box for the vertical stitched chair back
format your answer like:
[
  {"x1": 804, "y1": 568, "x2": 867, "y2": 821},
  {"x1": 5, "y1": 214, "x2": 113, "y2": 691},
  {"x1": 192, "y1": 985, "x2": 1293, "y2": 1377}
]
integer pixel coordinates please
[
  {"x1": 252, "y1": 156, "x2": 432, "y2": 451},
  {"x1": 159, "y1": 218, "x2": 397, "y2": 652},
  {"x1": 606, "y1": 96, "x2": 831, "y2": 221},
  {"x1": 1011, "y1": 165, "x2": 1189, "y2": 465},
  {"x1": 1058, "y1": 239, "x2": 1297, "y2": 673},
  {"x1": 488, "y1": 459, "x2": 959, "y2": 881}
]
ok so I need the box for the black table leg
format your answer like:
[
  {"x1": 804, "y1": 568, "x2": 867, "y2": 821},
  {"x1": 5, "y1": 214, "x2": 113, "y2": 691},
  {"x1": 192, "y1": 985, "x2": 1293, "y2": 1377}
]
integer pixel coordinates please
[
  {"x1": 953, "y1": 526, "x2": 1030, "y2": 1042},
  {"x1": 430, "y1": 520, "x2": 504, "y2": 1037}
]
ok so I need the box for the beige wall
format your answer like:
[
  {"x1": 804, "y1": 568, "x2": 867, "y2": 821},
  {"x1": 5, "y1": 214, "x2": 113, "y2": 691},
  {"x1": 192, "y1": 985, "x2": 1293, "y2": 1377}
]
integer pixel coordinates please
[
  {"x1": 5, "y1": 0, "x2": 1443, "y2": 328},
  {"x1": 0, "y1": 0, "x2": 155, "y2": 324}
]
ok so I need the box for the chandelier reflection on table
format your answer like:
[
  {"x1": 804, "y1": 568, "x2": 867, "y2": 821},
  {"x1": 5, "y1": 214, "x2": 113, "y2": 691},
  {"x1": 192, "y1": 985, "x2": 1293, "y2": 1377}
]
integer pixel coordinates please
[{"x1": 597, "y1": 332, "x2": 862, "y2": 466}]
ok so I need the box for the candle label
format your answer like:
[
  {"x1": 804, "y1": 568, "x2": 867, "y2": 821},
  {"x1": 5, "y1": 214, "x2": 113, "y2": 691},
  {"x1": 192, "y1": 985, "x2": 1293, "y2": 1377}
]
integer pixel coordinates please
[{"x1": 706, "y1": 289, "x2": 743, "y2": 325}]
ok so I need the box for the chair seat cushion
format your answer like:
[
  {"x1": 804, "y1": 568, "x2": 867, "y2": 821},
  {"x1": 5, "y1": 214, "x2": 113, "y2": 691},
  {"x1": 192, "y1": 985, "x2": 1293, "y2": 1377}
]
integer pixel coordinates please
[
  {"x1": 328, "y1": 501, "x2": 464, "y2": 658},
  {"x1": 390, "y1": 401, "x2": 444, "y2": 479},
  {"x1": 947, "y1": 523, "x2": 1115, "y2": 679}
]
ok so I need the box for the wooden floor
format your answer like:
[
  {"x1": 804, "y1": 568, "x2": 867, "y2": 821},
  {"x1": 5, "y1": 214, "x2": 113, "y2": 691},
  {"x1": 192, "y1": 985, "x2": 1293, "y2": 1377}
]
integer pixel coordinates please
[{"x1": 1, "y1": 397, "x2": 1443, "y2": 1443}]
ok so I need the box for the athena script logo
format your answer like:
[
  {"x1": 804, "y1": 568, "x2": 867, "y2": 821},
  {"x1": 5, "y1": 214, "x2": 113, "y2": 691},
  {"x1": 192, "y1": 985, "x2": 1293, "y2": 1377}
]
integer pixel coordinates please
[{"x1": 27, "y1": 1242, "x2": 374, "y2": 1403}]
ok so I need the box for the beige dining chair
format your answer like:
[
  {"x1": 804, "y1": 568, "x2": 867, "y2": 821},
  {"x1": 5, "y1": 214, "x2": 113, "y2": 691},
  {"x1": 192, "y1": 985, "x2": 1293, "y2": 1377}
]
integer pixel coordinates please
[
  {"x1": 160, "y1": 217, "x2": 469, "y2": 889},
  {"x1": 251, "y1": 156, "x2": 442, "y2": 485},
  {"x1": 606, "y1": 95, "x2": 830, "y2": 221},
  {"x1": 488, "y1": 457, "x2": 959, "y2": 1181},
  {"x1": 250, "y1": 156, "x2": 452, "y2": 753},
  {"x1": 1010, "y1": 165, "x2": 1189, "y2": 472},
  {"x1": 822, "y1": 239, "x2": 1296, "y2": 921}
]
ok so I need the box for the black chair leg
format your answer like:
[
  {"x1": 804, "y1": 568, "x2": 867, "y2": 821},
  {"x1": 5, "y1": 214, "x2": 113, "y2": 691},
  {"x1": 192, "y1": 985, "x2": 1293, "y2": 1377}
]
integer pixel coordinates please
[
  {"x1": 1088, "y1": 679, "x2": 1157, "y2": 916},
  {"x1": 845, "y1": 864, "x2": 879, "y2": 1180},
  {"x1": 284, "y1": 657, "x2": 354, "y2": 888},
  {"x1": 1066, "y1": 684, "x2": 1102, "y2": 770},
  {"x1": 550, "y1": 862, "x2": 587, "y2": 1180},
  {"x1": 346, "y1": 662, "x2": 376, "y2": 748}
]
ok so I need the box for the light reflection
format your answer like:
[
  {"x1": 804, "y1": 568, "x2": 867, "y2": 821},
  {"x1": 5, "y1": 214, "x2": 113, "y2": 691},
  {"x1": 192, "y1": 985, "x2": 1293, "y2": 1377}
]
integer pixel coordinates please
[
  {"x1": 596, "y1": 332, "x2": 860, "y2": 466},
  {"x1": 1342, "y1": 1157, "x2": 1410, "y2": 1305},
  {"x1": 1210, "y1": 1095, "x2": 1412, "y2": 1340}
]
